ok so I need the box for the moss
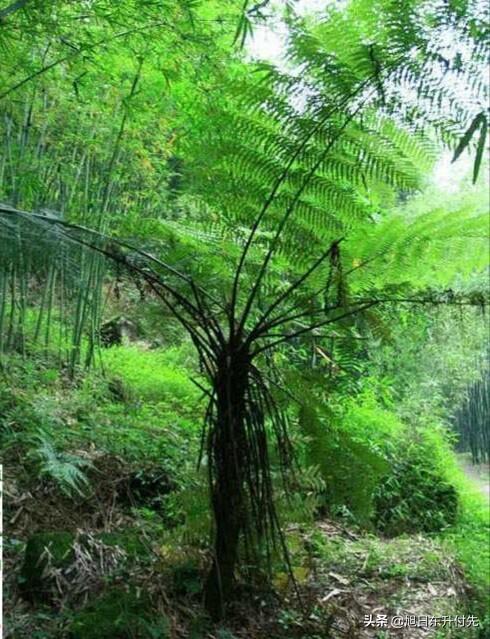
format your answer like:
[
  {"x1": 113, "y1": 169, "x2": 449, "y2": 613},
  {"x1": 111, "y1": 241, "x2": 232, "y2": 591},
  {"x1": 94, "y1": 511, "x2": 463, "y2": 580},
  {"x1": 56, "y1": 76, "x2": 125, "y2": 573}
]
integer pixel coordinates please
[
  {"x1": 20, "y1": 532, "x2": 75, "y2": 599},
  {"x1": 69, "y1": 588, "x2": 170, "y2": 639},
  {"x1": 97, "y1": 530, "x2": 150, "y2": 559}
]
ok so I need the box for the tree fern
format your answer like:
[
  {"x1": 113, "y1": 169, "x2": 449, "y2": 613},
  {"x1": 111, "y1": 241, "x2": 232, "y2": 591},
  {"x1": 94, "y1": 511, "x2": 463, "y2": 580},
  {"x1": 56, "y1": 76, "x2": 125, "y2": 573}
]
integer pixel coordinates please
[{"x1": 0, "y1": 0, "x2": 488, "y2": 620}]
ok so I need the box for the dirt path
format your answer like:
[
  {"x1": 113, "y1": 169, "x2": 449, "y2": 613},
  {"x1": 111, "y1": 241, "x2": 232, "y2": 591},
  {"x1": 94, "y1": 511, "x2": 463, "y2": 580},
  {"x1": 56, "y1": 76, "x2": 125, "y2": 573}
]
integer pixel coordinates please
[{"x1": 457, "y1": 454, "x2": 490, "y2": 500}]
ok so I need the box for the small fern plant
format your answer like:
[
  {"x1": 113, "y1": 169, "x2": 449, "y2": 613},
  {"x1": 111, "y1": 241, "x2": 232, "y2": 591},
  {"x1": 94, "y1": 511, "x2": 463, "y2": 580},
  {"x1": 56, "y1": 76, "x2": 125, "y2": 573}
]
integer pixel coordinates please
[{"x1": 28, "y1": 430, "x2": 92, "y2": 498}]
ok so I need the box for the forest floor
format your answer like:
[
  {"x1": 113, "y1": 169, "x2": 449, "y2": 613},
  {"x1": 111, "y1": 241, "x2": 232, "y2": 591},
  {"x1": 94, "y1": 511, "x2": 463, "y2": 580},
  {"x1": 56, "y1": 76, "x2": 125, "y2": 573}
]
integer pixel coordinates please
[
  {"x1": 3, "y1": 456, "x2": 483, "y2": 639},
  {"x1": 2, "y1": 352, "x2": 488, "y2": 638}
]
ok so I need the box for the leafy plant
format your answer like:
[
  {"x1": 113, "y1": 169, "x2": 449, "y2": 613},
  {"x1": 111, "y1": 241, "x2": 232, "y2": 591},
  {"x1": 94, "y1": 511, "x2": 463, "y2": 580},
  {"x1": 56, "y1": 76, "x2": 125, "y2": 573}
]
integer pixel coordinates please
[
  {"x1": 27, "y1": 430, "x2": 92, "y2": 497},
  {"x1": 373, "y1": 441, "x2": 459, "y2": 536}
]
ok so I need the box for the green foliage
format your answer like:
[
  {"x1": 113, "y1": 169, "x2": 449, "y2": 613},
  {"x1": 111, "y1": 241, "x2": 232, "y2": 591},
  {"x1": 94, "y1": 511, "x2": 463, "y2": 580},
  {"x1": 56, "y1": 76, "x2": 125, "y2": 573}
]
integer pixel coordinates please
[
  {"x1": 169, "y1": 558, "x2": 203, "y2": 597},
  {"x1": 452, "y1": 112, "x2": 488, "y2": 183},
  {"x1": 0, "y1": 0, "x2": 488, "y2": 629},
  {"x1": 155, "y1": 468, "x2": 212, "y2": 550},
  {"x1": 101, "y1": 345, "x2": 200, "y2": 405},
  {"x1": 0, "y1": 349, "x2": 204, "y2": 540},
  {"x1": 96, "y1": 531, "x2": 150, "y2": 560},
  {"x1": 27, "y1": 430, "x2": 92, "y2": 497},
  {"x1": 299, "y1": 403, "x2": 388, "y2": 525},
  {"x1": 68, "y1": 588, "x2": 169, "y2": 639},
  {"x1": 435, "y1": 456, "x2": 490, "y2": 628},
  {"x1": 276, "y1": 463, "x2": 325, "y2": 529},
  {"x1": 296, "y1": 387, "x2": 404, "y2": 525},
  {"x1": 0, "y1": 0, "x2": 243, "y2": 367},
  {"x1": 366, "y1": 304, "x2": 488, "y2": 427},
  {"x1": 296, "y1": 381, "x2": 466, "y2": 538},
  {"x1": 4, "y1": 341, "x2": 200, "y2": 437},
  {"x1": 373, "y1": 445, "x2": 459, "y2": 536}
]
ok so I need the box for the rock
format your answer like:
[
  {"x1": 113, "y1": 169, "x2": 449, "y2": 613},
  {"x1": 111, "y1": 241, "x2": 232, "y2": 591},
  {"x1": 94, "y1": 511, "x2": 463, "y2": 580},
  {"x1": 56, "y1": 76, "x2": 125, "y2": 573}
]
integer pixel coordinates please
[
  {"x1": 97, "y1": 530, "x2": 150, "y2": 559},
  {"x1": 20, "y1": 531, "x2": 75, "y2": 601},
  {"x1": 20, "y1": 530, "x2": 150, "y2": 602},
  {"x1": 99, "y1": 316, "x2": 138, "y2": 347}
]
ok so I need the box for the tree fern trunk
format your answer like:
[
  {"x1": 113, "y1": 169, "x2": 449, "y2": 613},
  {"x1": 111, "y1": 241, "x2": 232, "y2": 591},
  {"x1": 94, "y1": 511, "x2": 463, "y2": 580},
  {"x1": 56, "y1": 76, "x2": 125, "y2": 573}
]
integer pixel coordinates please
[
  {"x1": 204, "y1": 347, "x2": 250, "y2": 620},
  {"x1": 0, "y1": 268, "x2": 7, "y2": 355}
]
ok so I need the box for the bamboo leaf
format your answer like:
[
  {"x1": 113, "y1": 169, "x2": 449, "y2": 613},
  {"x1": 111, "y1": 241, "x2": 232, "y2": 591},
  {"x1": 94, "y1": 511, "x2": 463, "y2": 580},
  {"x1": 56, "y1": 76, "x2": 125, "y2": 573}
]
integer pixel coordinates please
[
  {"x1": 472, "y1": 117, "x2": 487, "y2": 184},
  {"x1": 452, "y1": 112, "x2": 485, "y2": 164}
]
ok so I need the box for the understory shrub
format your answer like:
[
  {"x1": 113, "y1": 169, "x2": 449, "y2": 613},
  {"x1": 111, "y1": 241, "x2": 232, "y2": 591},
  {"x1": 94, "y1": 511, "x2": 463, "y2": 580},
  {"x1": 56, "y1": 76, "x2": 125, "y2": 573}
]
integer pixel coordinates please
[
  {"x1": 0, "y1": 351, "x2": 203, "y2": 508},
  {"x1": 298, "y1": 393, "x2": 401, "y2": 525},
  {"x1": 372, "y1": 424, "x2": 461, "y2": 535},
  {"x1": 373, "y1": 452, "x2": 458, "y2": 535},
  {"x1": 298, "y1": 390, "x2": 461, "y2": 534},
  {"x1": 68, "y1": 588, "x2": 170, "y2": 639}
]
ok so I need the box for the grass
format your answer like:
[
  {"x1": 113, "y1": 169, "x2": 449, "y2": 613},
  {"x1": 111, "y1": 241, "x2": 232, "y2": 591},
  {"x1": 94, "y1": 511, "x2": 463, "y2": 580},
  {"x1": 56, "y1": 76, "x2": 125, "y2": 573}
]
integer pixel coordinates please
[
  {"x1": 0, "y1": 346, "x2": 205, "y2": 481},
  {"x1": 415, "y1": 426, "x2": 489, "y2": 622},
  {"x1": 440, "y1": 464, "x2": 490, "y2": 629},
  {"x1": 101, "y1": 344, "x2": 200, "y2": 404},
  {"x1": 309, "y1": 530, "x2": 456, "y2": 584}
]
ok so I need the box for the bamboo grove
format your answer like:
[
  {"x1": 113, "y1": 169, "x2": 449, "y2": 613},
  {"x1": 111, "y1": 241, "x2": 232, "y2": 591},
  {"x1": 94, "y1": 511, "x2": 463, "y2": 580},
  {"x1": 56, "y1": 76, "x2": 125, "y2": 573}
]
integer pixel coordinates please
[{"x1": 454, "y1": 366, "x2": 490, "y2": 464}]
